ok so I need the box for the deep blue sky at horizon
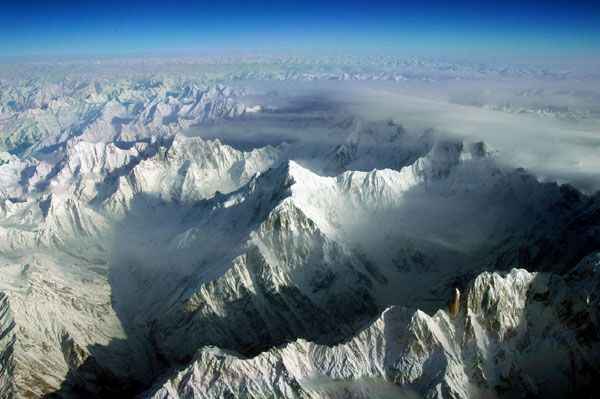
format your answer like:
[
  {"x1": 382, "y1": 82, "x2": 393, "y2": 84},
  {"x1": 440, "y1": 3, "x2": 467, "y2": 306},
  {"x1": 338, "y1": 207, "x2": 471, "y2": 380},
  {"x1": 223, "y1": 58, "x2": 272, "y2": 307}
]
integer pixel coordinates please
[{"x1": 1, "y1": 0, "x2": 600, "y2": 57}]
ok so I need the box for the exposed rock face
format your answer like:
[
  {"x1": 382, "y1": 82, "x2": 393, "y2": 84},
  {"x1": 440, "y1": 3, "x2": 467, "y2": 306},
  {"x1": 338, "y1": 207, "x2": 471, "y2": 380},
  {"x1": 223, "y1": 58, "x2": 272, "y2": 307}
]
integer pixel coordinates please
[
  {"x1": 0, "y1": 292, "x2": 16, "y2": 399},
  {"x1": 147, "y1": 257, "x2": 600, "y2": 399},
  {"x1": 448, "y1": 288, "x2": 461, "y2": 319},
  {"x1": 1, "y1": 66, "x2": 600, "y2": 398},
  {"x1": 1, "y1": 131, "x2": 599, "y2": 397}
]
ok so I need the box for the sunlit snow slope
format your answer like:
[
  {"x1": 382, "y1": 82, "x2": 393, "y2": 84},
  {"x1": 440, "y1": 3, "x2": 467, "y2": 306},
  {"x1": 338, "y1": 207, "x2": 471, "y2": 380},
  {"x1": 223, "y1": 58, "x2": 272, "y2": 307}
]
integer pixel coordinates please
[{"x1": 1, "y1": 56, "x2": 599, "y2": 398}]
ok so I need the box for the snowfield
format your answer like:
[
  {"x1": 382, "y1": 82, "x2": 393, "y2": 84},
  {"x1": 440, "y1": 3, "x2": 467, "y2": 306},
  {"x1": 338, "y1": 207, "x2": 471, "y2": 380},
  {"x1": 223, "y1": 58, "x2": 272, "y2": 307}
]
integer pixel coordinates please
[{"x1": 0, "y1": 55, "x2": 599, "y2": 398}]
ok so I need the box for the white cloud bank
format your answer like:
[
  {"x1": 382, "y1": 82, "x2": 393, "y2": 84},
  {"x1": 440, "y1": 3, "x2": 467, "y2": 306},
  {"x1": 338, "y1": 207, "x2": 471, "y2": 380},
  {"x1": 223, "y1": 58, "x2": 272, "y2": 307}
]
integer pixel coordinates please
[{"x1": 337, "y1": 85, "x2": 600, "y2": 192}]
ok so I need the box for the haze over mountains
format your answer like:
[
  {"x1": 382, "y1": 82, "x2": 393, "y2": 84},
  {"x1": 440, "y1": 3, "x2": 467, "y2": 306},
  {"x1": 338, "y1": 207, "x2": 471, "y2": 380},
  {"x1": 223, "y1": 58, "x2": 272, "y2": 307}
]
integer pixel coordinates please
[{"x1": 0, "y1": 54, "x2": 599, "y2": 398}]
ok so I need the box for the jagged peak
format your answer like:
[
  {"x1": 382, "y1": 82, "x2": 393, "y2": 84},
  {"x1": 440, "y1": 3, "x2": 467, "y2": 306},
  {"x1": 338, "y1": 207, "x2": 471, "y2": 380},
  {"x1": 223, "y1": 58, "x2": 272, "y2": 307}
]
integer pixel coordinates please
[
  {"x1": 147, "y1": 262, "x2": 600, "y2": 398},
  {"x1": 257, "y1": 198, "x2": 318, "y2": 236}
]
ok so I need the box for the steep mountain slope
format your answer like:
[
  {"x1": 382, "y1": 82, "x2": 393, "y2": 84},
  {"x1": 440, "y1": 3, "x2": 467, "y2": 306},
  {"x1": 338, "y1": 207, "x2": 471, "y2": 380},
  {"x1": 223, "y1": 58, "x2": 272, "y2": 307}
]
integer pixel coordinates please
[
  {"x1": 0, "y1": 134, "x2": 289, "y2": 397},
  {"x1": 147, "y1": 253, "x2": 600, "y2": 399},
  {"x1": 322, "y1": 119, "x2": 432, "y2": 175},
  {"x1": 1, "y1": 65, "x2": 600, "y2": 398},
  {"x1": 1, "y1": 126, "x2": 599, "y2": 397}
]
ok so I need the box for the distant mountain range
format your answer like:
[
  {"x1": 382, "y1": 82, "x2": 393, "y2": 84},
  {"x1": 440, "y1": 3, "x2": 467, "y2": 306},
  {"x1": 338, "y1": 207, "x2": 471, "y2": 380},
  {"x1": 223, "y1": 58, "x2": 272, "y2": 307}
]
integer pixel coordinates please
[{"x1": 1, "y1": 57, "x2": 599, "y2": 398}]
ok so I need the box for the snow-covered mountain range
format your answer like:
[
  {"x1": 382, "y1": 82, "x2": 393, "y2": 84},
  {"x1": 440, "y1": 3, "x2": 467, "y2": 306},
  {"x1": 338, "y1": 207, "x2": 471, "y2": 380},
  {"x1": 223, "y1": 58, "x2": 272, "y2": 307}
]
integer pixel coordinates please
[{"x1": 1, "y1": 57, "x2": 599, "y2": 398}]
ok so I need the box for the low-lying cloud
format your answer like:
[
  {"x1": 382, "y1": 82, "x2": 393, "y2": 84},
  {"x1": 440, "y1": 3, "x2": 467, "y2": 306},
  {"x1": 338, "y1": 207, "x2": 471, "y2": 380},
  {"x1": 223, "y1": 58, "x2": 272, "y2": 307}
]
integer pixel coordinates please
[{"x1": 186, "y1": 77, "x2": 600, "y2": 193}]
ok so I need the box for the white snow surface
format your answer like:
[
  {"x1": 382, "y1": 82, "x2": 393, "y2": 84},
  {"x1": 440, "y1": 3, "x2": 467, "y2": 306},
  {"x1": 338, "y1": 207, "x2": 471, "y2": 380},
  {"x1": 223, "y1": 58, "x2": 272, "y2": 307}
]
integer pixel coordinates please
[
  {"x1": 147, "y1": 260, "x2": 600, "y2": 399},
  {"x1": 0, "y1": 57, "x2": 599, "y2": 398}
]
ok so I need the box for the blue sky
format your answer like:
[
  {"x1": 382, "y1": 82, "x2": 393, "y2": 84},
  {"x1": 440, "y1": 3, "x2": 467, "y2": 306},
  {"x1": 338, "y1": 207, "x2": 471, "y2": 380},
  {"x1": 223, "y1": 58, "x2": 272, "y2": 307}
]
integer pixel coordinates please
[{"x1": 1, "y1": 0, "x2": 599, "y2": 56}]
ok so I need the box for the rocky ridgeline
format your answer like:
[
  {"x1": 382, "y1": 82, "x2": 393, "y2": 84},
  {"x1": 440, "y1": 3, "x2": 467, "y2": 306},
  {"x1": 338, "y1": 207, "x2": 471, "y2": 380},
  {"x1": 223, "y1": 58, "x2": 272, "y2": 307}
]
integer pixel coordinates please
[
  {"x1": 0, "y1": 81, "x2": 599, "y2": 397},
  {"x1": 147, "y1": 257, "x2": 600, "y2": 398}
]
